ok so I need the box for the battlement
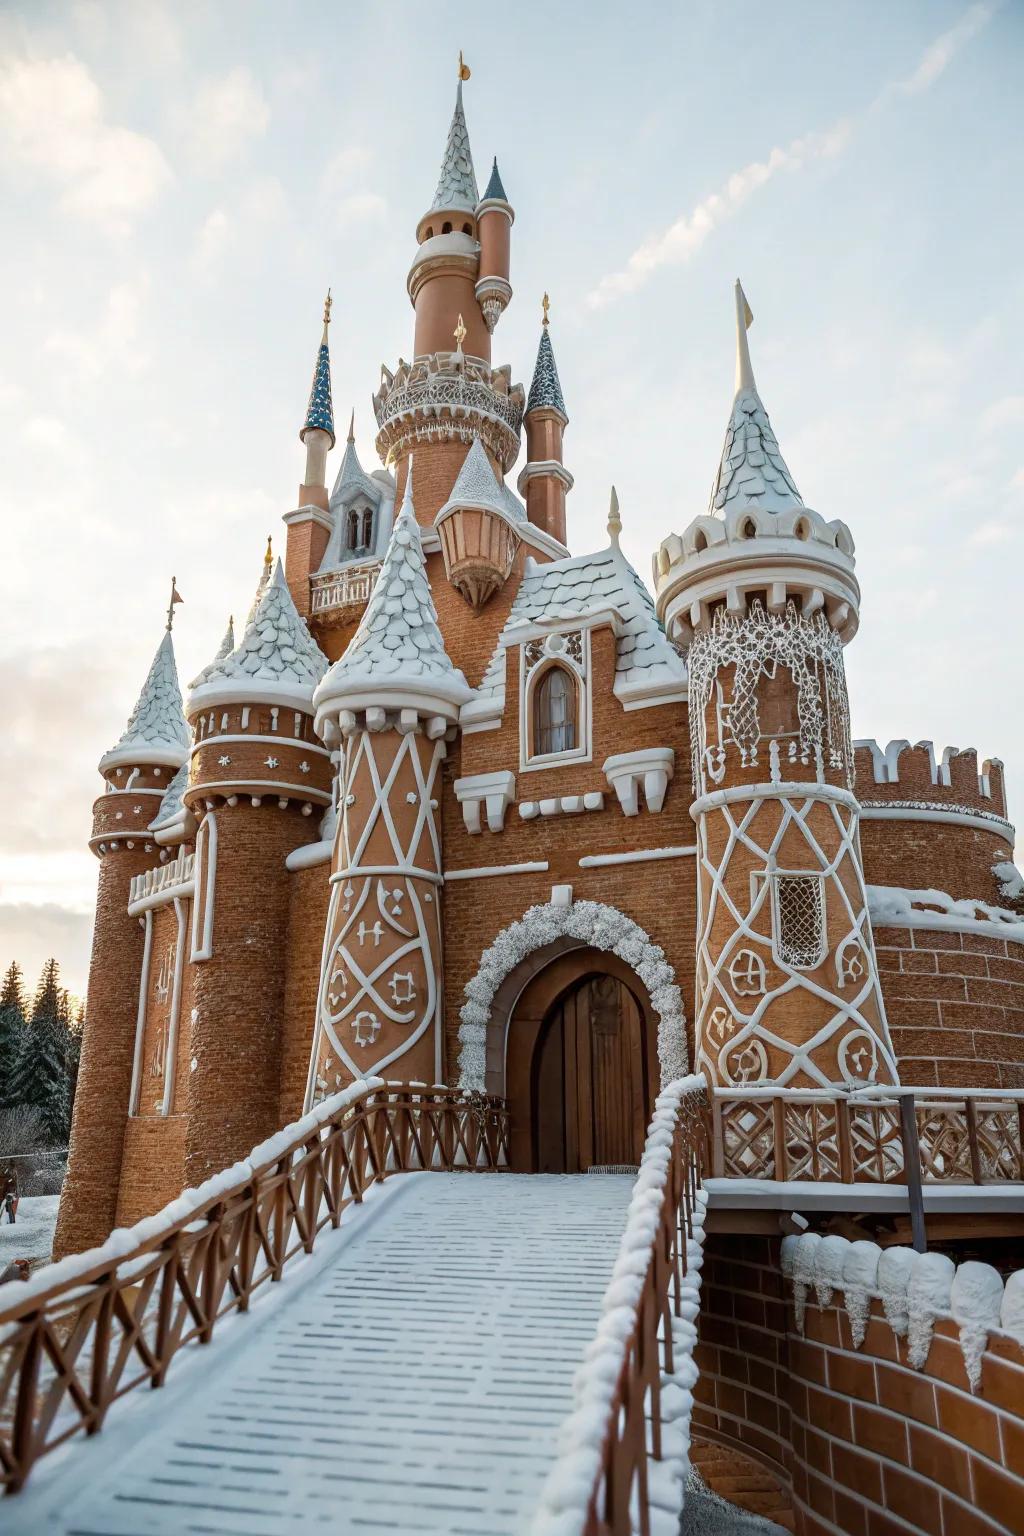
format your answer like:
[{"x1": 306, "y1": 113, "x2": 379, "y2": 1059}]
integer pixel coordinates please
[{"x1": 853, "y1": 738, "x2": 1008, "y2": 820}]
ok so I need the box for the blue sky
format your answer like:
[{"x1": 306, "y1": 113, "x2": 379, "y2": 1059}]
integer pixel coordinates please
[{"x1": 0, "y1": 1, "x2": 1021, "y2": 994}]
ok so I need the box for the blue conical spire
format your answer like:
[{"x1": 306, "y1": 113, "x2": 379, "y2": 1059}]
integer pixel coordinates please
[
  {"x1": 526, "y1": 308, "x2": 567, "y2": 419},
  {"x1": 300, "y1": 291, "x2": 335, "y2": 448}
]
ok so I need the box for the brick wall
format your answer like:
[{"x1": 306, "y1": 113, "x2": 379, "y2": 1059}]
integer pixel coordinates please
[
  {"x1": 115, "y1": 1114, "x2": 187, "y2": 1227},
  {"x1": 279, "y1": 862, "x2": 332, "y2": 1124},
  {"x1": 860, "y1": 819, "x2": 1011, "y2": 909},
  {"x1": 876, "y1": 925, "x2": 1024, "y2": 1088},
  {"x1": 693, "y1": 1234, "x2": 1024, "y2": 1536}
]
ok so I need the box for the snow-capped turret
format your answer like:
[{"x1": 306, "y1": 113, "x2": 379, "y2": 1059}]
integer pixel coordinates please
[
  {"x1": 654, "y1": 282, "x2": 859, "y2": 649},
  {"x1": 314, "y1": 464, "x2": 472, "y2": 739},
  {"x1": 425, "y1": 74, "x2": 478, "y2": 225},
  {"x1": 519, "y1": 298, "x2": 572, "y2": 548},
  {"x1": 99, "y1": 630, "x2": 190, "y2": 775},
  {"x1": 476, "y1": 157, "x2": 514, "y2": 334},
  {"x1": 298, "y1": 293, "x2": 335, "y2": 512},
  {"x1": 435, "y1": 438, "x2": 522, "y2": 608},
  {"x1": 190, "y1": 559, "x2": 327, "y2": 715}
]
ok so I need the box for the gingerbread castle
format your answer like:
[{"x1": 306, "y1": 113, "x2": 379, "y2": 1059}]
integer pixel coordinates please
[{"x1": 55, "y1": 71, "x2": 1022, "y2": 1233}]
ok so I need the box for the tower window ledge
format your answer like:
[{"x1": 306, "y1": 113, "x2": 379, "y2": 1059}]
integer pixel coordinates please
[
  {"x1": 603, "y1": 748, "x2": 675, "y2": 816},
  {"x1": 454, "y1": 770, "x2": 516, "y2": 834}
]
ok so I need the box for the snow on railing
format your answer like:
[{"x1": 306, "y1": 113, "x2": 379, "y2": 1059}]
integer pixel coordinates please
[
  {"x1": 309, "y1": 561, "x2": 382, "y2": 616},
  {"x1": 127, "y1": 847, "x2": 195, "y2": 910},
  {"x1": 867, "y1": 883, "x2": 1024, "y2": 941},
  {"x1": 529, "y1": 1074, "x2": 711, "y2": 1536},
  {"x1": 0, "y1": 1081, "x2": 510, "y2": 1494}
]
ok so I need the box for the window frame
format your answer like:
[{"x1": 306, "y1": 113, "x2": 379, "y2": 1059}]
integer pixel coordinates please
[{"x1": 519, "y1": 629, "x2": 592, "y2": 771}]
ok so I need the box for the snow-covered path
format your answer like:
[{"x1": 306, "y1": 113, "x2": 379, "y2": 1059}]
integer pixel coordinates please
[{"x1": 6, "y1": 1170, "x2": 634, "y2": 1536}]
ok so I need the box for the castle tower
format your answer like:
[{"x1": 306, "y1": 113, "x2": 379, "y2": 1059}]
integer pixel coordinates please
[
  {"x1": 475, "y1": 158, "x2": 514, "y2": 334},
  {"x1": 519, "y1": 297, "x2": 573, "y2": 545},
  {"x1": 286, "y1": 300, "x2": 336, "y2": 617},
  {"x1": 183, "y1": 560, "x2": 331, "y2": 1179},
  {"x1": 306, "y1": 471, "x2": 471, "y2": 1102},
  {"x1": 654, "y1": 284, "x2": 898, "y2": 1091},
  {"x1": 435, "y1": 436, "x2": 521, "y2": 607},
  {"x1": 54, "y1": 619, "x2": 190, "y2": 1257}
]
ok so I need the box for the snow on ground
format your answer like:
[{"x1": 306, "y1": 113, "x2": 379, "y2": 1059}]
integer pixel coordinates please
[{"x1": 0, "y1": 1194, "x2": 59, "y2": 1278}]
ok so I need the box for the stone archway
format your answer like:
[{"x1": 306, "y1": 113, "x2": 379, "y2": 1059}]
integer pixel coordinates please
[{"x1": 456, "y1": 899, "x2": 688, "y2": 1094}]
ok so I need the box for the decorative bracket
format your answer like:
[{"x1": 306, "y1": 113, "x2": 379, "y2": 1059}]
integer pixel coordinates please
[
  {"x1": 602, "y1": 748, "x2": 675, "y2": 816},
  {"x1": 454, "y1": 770, "x2": 516, "y2": 834}
]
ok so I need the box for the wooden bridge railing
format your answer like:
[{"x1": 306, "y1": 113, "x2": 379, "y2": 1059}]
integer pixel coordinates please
[
  {"x1": 531, "y1": 1074, "x2": 712, "y2": 1536},
  {"x1": 713, "y1": 1085, "x2": 1024, "y2": 1185},
  {"x1": 0, "y1": 1079, "x2": 509, "y2": 1495}
]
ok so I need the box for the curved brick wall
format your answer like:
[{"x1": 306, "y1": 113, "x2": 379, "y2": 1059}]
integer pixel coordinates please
[
  {"x1": 692, "y1": 1235, "x2": 1024, "y2": 1536},
  {"x1": 860, "y1": 820, "x2": 1012, "y2": 908},
  {"x1": 876, "y1": 925, "x2": 1024, "y2": 1088}
]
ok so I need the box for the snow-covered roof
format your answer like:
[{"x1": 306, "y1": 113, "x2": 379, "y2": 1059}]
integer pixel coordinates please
[
  {"x1": 189, "y1": 616, "x2": 234, "y2": 691},
  {"x1": 709, "y1": 281, "x2": 802, "y2": 516},
  {"x1": 329, "y1": 431, "x2": 384, "y2": 509},
  {"x1": 314, "y1": 469, "x2": 471, "y2": 717},
  {"x1": 318, "y1": 428, "x2": 397, "y2": 574},
  {"x1": 147, "y1": 763, "x2": 194, "y2": 844},
  {"x1": 301, "y1": 332, "x2": 335, "y2": 447},
  {"x1": 467, "y1": 543, "x2": 687, "y2": 722},
  {"x1": 100, "y1": 631, "x2": 190, "y2": 772},
  {"x1": 435, "y1": 438, "x2": 525, "y2": 525},
  {"x1": 189, "y1": 559, "x2": 328, "y2": 711},
  {"x1": 480, "y1": 157, "x2": 507, "y2": 204},
  {"x1": 526, "y1": 325, "x2": 567, "y2": 418},
  {"x1": 429, "y1": 80, "x2": 478, "y2": 216}
]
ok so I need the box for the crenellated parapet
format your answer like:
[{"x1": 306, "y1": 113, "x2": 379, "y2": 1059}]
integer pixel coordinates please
[
  {"x1": 853, "y1": 737, "x2": 1008, "y2": 819},
  {"x1": 373, "y1": 352, "x2": 524, "y2": 472}
]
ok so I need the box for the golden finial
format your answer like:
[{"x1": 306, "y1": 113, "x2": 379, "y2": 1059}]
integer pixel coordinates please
[
  {"x1": 458, "y1": 50, "x2": 471, "y2": 81},
  {"x1": 453, "y1": 313, "x2": 467, "y2": 350},
  {"x1": 264, "y1": 535, "x2": 273, "y2": 568},
  {"x1": 542, "y1": 292, "x2": 550, "y2": 328},
  {"x1": 323, "y1": 288, "x2": 332, "y2": 327}
]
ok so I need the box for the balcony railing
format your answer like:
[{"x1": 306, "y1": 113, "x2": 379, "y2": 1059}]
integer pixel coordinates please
[
  {"x1": 309, "y1": 561, "x2": 382, "y2": 618},
  {"x1": 713, "y1": 1085, "x2": 1024, "y2": 1185},
  {"x1": 127, "y1": 848, "x2": 195, "y2": 911}
]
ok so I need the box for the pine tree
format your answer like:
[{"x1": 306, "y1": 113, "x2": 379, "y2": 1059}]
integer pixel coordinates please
[
  {"x1": 0, "y1": 962, "x2": 26, "y2": 1107},
  {"x1": 9, "y1": 960, "x2": 71, "y2": 1145}
]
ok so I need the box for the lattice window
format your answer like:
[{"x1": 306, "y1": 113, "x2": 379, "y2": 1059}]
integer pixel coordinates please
[
  {"x1": 773, "y1": 873, "x2": 826, "y2": 969},
  {"x1": 533, "y1": 665, "x2": 577, "y2": 757}
]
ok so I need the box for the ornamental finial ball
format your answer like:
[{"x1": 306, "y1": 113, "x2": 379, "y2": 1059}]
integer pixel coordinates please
[
  {"x1": 542, "y1": 292, "x2": 550, "y2": 328},
  {"x1": 264, "y1": 535, "x2": 273, "y2": 568},
  {"x1": 323, "y1": 289, "x2": 332, "y2": 327},
  {"x1": 458, "y1": 50, "x2": 471, "y2": 80}
]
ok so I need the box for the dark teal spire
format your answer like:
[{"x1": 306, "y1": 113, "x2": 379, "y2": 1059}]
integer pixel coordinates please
[
  {"x1": 482, "y1": 157, "x2": 507, "y2": 203},
  {"x1": 526, "y1": 313, "x2": 567, "y2": 419},
  {"x1": 300, "y1": 291, "x2": 335, "y2": 448}
]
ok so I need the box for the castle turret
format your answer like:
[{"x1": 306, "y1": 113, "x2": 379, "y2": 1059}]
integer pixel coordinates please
[
  {"x1": 475, "y1": 158, "x2": 514, "y2": 334},
  {"x1": 518, "y1": 297, "x2": 573, "y2": 546},
  {"x1": 182, "y1": 560, "x2": 331, "y2": 1179},
  {"x1": 655, "y1": 284, "x2": 896, "y2": 1092},
  {"x1": 307, "y1": 468, "x2": 472, "y2": 1099},
  {"x1": 54, "y1": 613, "x2": 190, "y2": 1257},
  {"x1": 435, "y1": 436, "x2": 521, "y2": 607},
  {"x1": 298, "y1": 291, "x2": 336, "y2": 510}
]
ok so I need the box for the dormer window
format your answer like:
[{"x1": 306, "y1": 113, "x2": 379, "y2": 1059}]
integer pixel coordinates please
[
  {"x1": 534, "y1": 665, "x2": 577, "y2": 757},
  {"x1": 346, "y1": 503, "x2": 375, "y2": 556}
]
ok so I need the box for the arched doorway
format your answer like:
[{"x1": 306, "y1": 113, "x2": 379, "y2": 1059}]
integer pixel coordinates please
[{"x1": 533, "y1": 973, "x2": 649, "y2": 1172}]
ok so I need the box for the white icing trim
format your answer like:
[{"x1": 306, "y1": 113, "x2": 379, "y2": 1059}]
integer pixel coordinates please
[
  {"x1": 515, "y1": 459, "x2": 575, "y2": 494},
  {"x1": 578, "y1": 845, "x2": 697, "y2": 868},
  {"x1": 190, "y1": 735, "x2": 330, "y2": 759},
  {"x1": 282, "y1": 505, "x2": 333, "y2": 532},
  {"x1": 161, "y1": 897, "x2": 188, "y2": 1116},
  {"x1": 456, "y1": 898, "x2": 688, "y2": 1090},
  {"x1": 859, "y1": 804, "x2": 1013, "y2": 842},
  {"x1": 189, "y1": 779, "x2": 331, "y2": 803},
  {"x1": 868, "y1": 884, "x2": 1024, "y2": 944},
  {"x1": 453, "y1": 770, "x2": 516, "y2": 834},
  {"x1": 189, "y1": 813, "x2": 217, "y2": 962},
  {"x1": 444, "y1": 861, "x2": 549, "y2": 881},
  {"x1": 285, "y1": 839, "x2": 333, "y2": 871},
  {"x1": 603, "y1": 747, "x2": 675, "y2": 815},
  {"x1": 98, "y1": 745, "x2": 187, "y2": 772},
  {"x1": 128, "y1": 910, "x2": 154, "y2": 1116}
]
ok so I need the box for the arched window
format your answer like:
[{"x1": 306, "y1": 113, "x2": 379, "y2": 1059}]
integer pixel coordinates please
[
  {"x1": 360, "y1": 507, "x2": 374, "y2": 550},
  {"x1": 534, "y1": 666, "x2": 576, "y2": 757},
  {"x1": 441, "y1": 220, "x2": 452, "y2": 234},
  {"x1": 347, "y1": 508, "x2": 360, "y2": 552}
]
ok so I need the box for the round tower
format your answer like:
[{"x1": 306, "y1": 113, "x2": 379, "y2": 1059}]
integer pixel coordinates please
[
  {"x1": 298, "y1": 291, "x2": 336, "y2": 511},
  {"x1": 518, "y1": 296, "x2": 573, "y2": 546},
  {"x1": 475, "y1": 158, "x2": 514, "y2": 334},
  {"x1": 54, "y1": 615, "x2": 190, "y2": 1257},
  {"x1": 307, "y1": 470, "x2": 472, "y2": 1102},
  {"x1": 182, "y1": 559, "x2": 332, "y2": 1179},
  {"x1": 655, "y1": 284, "x2": 897, "y2": 1092}
]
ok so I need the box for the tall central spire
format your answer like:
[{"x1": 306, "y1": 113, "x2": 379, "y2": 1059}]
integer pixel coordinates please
[{"x1": 431, "y1": 74, "x2": 478, "y2": 216}]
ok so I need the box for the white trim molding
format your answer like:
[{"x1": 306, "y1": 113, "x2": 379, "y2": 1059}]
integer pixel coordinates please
[
  {"x1": 189, "y1": 812, "x2": 218, "y2": 962},
  {"x1": 444, "y1": 860, "x2": 549, "y2": 881},
  {"x1": 603, "y1": 748, "x2": 675, "y2": 815},
  {"x1": 579, "y1": 845, "x2": 697, "y2": 869},
  {"x1": 453, "y1": 770, "x2": 516, "y2": 834},
  {"x1": 859, "y1": 803, "x2": 1014, "y2": 843}
]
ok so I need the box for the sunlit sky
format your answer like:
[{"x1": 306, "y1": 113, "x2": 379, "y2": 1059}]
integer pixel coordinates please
[{"x1": 1, "y1": 1, "x2": 1022, "y2": 996}]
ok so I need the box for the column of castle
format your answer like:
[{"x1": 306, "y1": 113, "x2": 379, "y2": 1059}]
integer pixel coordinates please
[
  {"x1": 54, "y1": 630, "x2": 190, "y2": 1257},
  {"x1": 306, "y1": 476, "x2": 472, "y2": 1103},
  {"x1": 182, "y1": 562, "x2": 332, "y2": 1180},
  {"x1": 655, "y1": 285, "x2": 898, "y2": 1092},
  {"x1": 519, "y1": 301, "x2": 573, "y2": 546}
]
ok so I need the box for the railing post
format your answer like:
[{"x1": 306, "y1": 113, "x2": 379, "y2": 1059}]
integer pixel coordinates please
[
  {"x1": 10, "y1": 1316, "x2": 44, "y2": 1491},
  {"x1": 837, "y1": 1097, "x2": 853, "y2": 1183},
  {"x1": 89, "y1": 1281, "x2": 116, "y2": 1430},
  {"x1": 964, "y1": 1096, "x2": 983, "y2": 1185},
  {"x1": 772, "y1": 1096, "x2": 787, "y2": 1182},
  {"x1": 898, "y1": 1093, "x2": 927, "y2": 1253}
]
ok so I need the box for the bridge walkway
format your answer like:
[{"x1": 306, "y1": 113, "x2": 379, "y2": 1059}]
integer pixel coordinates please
[{"x1": 7, "y1": 1170, "x2": 634, "y2": 1536}]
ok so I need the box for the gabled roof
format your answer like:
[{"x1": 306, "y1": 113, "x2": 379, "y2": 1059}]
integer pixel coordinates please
[
  {"x1": 330, "y1": 429, "x2": 383, "y2": 509},
  {"x1": 709, "y1": 282, "x2": 803, "y2": 515},
  {"x1": 314, "y1": 469, "x2": 471, "y2": 713},
  {"x1": 481, "y1": 157, "x2": 507, "y2": 203},
  {"x1": 190, "y1": 559, "x2": 327, "y2": 709},
  {"x1": 466, "y1": 542, "x2": 687, "y2": 723},
  {"x1": 189, "y1": 616, "x2": 234, "y2": 691},
  {"x1": 100, "y1": 631, "x2": 190, "y2": 772},
  {"x1": 526, "y1": 325, "x2": 567, "y2": 418},
  {"x1": 429, "y1": 80, "x2": 478, "y2": 215},
  {"x1": 436, "y1": 437, "x2": 524, "y2": 524}
]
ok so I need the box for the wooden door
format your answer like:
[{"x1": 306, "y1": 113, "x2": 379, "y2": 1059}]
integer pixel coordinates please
[{"x1": 532, "y1": 975, "x2": 646, "y2": 1172}]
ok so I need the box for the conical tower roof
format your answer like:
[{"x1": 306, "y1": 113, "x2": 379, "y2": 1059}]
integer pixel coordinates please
[
  {"x1": 189, "y1": 616, "x2": 235, "y2": 690},
  {"x1": 190, "y1": 559, "x2": 328, "y2": 711},
  {"x1": 100, "y1": 630, "x2": 190, "y2": 772},
  {"x1": 709, "y1": 282, "x2": 803, "y2": 516},
  {"x1": 436, "y1": 437, "x2": 512, "y2": 523},
  {"x1": 481, "y1": 157, "x2": 507, "y2": 203},
  {"x1": 300, "y1": 297, "x2": 335, "y2": 448},
  {"x1": 314, "y1": 464, "x2": 472, "y2": 720},
  {"x1": 330, "y1": 415, "x2": 381, "y2": 505},
  {"x1": 526, "y1": 323, "x2": 567, "y2": 418},
  {"x1": 429, "y1": 80, "x2": 478, "y2": 216}
]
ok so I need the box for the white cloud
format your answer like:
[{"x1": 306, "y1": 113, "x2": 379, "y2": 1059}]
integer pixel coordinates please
[
  {"x1": 1011, "y1": 468, "x2": 1024, "y2": 491},
  {"x1": 189, "y1": 177, "x2": 287, "y2": 281},
  {"x1": 336, "y1": 191, "x2": 388, "y2": 225},
  {"x1": 183, "y1": 67, "x2": 270, "y2": 173},
  {"x1": 588, "y1": 4, "x2": 997, "y2": 309},
  {"x1": 43, "y1": 277, "x2": 152, "y2": 381},
  {"x1": 979, "y1": 394, "x2": 1024, "y2": 434},
  {"x1": 897, "y1": 2, "x2": 996, "y2": 94},
  {"x1": 0, "y1": 52, "x2": 171, "y2": 226},
  {"x1": 969, "y1": 519, "x2": 1015, "y2": 546}
]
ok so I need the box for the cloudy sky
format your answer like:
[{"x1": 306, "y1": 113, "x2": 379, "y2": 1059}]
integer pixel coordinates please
[{"x1": 1, "y1": 1, "x2": 1021, "y2": 996}]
